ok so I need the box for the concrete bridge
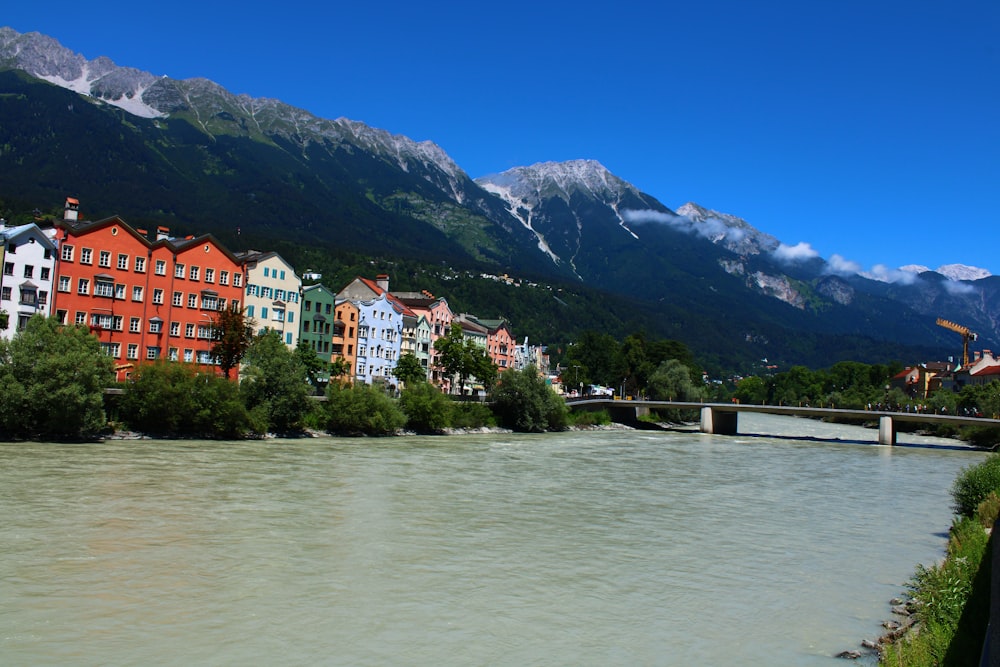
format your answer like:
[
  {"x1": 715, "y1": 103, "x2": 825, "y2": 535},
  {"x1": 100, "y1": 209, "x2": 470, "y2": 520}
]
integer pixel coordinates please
[{"x1": 567, "y1": 399, "x2": 1000, "y2": 445}]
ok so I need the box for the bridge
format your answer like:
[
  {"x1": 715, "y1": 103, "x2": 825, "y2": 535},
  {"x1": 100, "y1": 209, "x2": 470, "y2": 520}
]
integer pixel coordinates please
[{"x1": 567, "y1": 399, "x2": 1000, "y2": 445}]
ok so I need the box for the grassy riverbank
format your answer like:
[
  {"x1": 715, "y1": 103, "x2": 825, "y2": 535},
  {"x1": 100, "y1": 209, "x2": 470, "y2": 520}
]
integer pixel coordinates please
[{"x1": 879, "y1": 456, "x2": 1000, "y2": 665}]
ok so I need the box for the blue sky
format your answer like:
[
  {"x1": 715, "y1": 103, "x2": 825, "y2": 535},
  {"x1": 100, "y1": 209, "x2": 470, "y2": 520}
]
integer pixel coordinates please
[{"x1": 5, "y1": 1, "x2": 999, "y2": 274}]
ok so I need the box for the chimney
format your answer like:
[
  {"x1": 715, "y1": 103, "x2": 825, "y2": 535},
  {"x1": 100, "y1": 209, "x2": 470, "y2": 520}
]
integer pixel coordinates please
[
  {"x1": 64, "y1": 197, "x2": 80, "y2": 222},
  {"x1": 136, "y1": 229, "x2": 148, "y2": 238},
  {"x1": 156, "y1": 226, "x2": 170, "y2": 241},
  {"x1": 376, "y1": 274, "x2": 389, "y2": 292}
]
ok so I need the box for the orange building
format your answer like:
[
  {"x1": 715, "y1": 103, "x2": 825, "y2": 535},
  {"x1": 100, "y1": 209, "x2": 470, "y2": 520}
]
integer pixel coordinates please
[{"x1": 51, "y1": 216, "x2": 245, "y2": 381}]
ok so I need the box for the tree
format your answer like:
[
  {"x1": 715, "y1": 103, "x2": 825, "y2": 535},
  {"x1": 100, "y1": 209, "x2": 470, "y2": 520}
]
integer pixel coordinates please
[
  {"x1": 0, "y1": 315, "x2": 113, "y2": 440},
  {"x1": 434, "y1": 322, "x2": 491, "y2": 395},
  {"x1": 211, "y1": 307, "x2": 255, "y2": 379},
  {"x1": 399, "y1": 381, "x2": 452, "y2": 433},
  {"x1": 324, "y1": 381, "x2": 406, "y2": 436},
  {"x1": 393, "y1": 352, "x2": 426, "y2": 388},
  {"x1": 564, "y1": 331, "x2": 621, "y2": 387},
  {"x1": 240, "y1": 331, "x2": 311, "y2": 433},
  {"x1": 294, "y1": 337, "x2": 327, "y2": 394},
  {"x1": 491, "y1": 365, "x2": 568, "y2": 432},
  {"x1": 647, "y1": 359, "x2": 704, "y2": 402}
]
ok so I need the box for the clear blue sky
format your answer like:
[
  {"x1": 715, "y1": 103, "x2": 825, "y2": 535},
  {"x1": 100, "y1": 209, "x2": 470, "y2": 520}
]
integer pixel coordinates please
[{"x1": 6, "y1": 1, "x2": 999, "y2": 274}]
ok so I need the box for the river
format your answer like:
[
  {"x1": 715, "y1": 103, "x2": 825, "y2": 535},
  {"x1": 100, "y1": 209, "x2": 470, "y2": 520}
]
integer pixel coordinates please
[{"x1": 0, "y1": 413, "x2": 988, "y2": 665}]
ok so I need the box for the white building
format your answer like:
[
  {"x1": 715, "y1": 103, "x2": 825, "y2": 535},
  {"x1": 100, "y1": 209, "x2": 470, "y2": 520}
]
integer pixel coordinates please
[
  {"x1": 0, "y1": 222, "x2": 57, "y2": 339},
  {"x1": 239, "y1": 251, "x2": 302, "y2": 348},
  {"x1": 337, "y1": 276, "x2": 405, "y2": 387}
]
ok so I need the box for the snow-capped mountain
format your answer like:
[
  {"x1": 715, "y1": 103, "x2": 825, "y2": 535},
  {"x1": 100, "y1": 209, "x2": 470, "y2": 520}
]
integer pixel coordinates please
[
  {"x1": 2, "y1": 25, "x2": 999, "y2": 366},
  {"x1": 900, "y1": 264, "x2": 992, "y2": 282}
]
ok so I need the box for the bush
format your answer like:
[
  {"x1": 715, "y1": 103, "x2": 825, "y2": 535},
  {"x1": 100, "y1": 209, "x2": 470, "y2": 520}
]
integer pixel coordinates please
[
  {"x1": 449, "y1": 401, "x2": 495, "y2": 429},
  {"x1": 976, "y1": 492, "x2": 1000, "y2": 529},
  {"x1": 951, "y1": 454, "x2": 1000, "y2": 516},
  {"x1": 324, "y1": 382, "x2": 405, "y2": 436},
  {"x1": 399, "y1": 381, "x2": 452, "y2": 433},
  {"x1": 569, "y1": 409, "x2": 611, "y2": 427},
  {"x1": 120, "y1": 362, "x2": 250, "y2": 438},
  {"x1": 491, "y1": 366, "x2": 568, "y2": 432}
]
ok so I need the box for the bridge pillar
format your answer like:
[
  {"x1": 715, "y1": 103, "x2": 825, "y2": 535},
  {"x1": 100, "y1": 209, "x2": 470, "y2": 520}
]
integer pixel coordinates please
[
  {"x1": 879, "y1": 416, "x2": 897, "y2": 446},
  {"x1": 700, "y1": 407, "x2": 738, "y2": 436}
]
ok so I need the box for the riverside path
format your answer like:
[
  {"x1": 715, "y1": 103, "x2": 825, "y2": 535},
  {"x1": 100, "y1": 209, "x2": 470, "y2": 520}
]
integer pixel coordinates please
[{"x1": 567, "y1": 399, "x2": 1000, "y2": 445}]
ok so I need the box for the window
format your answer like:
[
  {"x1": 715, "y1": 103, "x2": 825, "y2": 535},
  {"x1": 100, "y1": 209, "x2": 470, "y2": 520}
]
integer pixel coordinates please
[
  {"x1": 149, "y1": 319, "x2": 163, "y2": 333},
  {"x1": 58, "y1": 276, "x2": 70, "y2": 292},
  {"x1": 233, "y1": 273, "x2": 242, "y2": 287},
  {"x1": 40, "y1": 267, "x2": 49, "y2": 281},
  {"x1": 187, "y1": 294, "x2": 197, "y2": 308},
  {"x1": 61, "y1": 245, "x2": 74, "y2": 262},
  {"x1": 75, "y1": 311, "x2": 87, "y2": 325},
  {"x1": 101, "y1": 342, "x2": 121, "y2": 358},
  {"x1": 201, "y1": 294, "x2": 218, "y2": 311},
  {"x1": 175, "y1": 263, "x2": 185, "y2": 278},
  {"x1": 263, "y1": 267, "x2": 270, "y2": 278},
  {"x1": 197, "y1": 325, "x2": 213, "y2": 339},
  {"x1": 0, "y1": 286, "x2": 9, "y2": 301},
  {"x1": 305, "y1": 301, "x2": 312, "y2": 312},
  {"x1": 115, "y1": 284, "x2": 126, "y2": 300},
  {"x1": 127, "y1": 344, "x2": 138, "y2": 360},
  {"x1": 80, "y1": 248, "x2": 93, "y2": 264},
  {"x1": 90, "y1": 313, "x2": 112, "y2": 329},
  {"x1": 246, "y1": 305, "x2": 255, "y2": 318},
  {"x1": 185, "y1": 323, "x2": 195, "y2": 338},
  {"x1": 170, "y1": 321, "x2": 180, "y2": 336},
  {"x1": 168, "y1": 348, "x2": 178, "y2": 361},
  {"x1": 288, "y1": 311, "x2": 294, "y2": 324},
  {"x1": 129, "y1": 317, "x2": 141, "y2": 333},
  {"x1": 183, "y1": 349, "x2": 194, "y2": 362},
  {"x1": 23, "y1": 265, "x2": 34, "y2": 278},
  {"x1": 99, "y1": 251, "x2": 111, "y2": 268},
  {"x1": 146, "y1": 347, "x2": 160, "y2": 360},
  {"x1": 155, "y1": 259, "x2": 167, "y2": 275},
  {"x1": 2, "y1": 262, "x2": 12, "y2": 276},
  {"x1": 219, "y1": 271, "x2": 229, "y2": 286},
  {"x1": 272, "y1": 307, "x2": 285, "y2": 323},
  {"x1": 134, "y1": 257, "x2": 146, "y2": 273},
  {"x1": 6, "y1": 243, "x2": 14, "y2": 254},
  {"x1": 275, "y1": 289, "x2": 285, "y2": 302},
  {"x1": 38, "y1": 291, "x2": 48, "y2": 306},
  {"x1": 77, "y1": 278, "x2": 90, "y2": 295},
  {"x1": 288, "y1": 292, "x2": 298, "y2": 304},
  {"x1": 261, "y1": 307, "x2": 269, "y2": 319},
  {"x1": 262, "y1": 286, "x2": 273, "y2": 299},
  {"x1": 152, "y1": 289, "x2": 164, "y2": 305},
  {"x1": 112, "y1": 316, "x2": 123, "y2": 331},
  {"x1": 117, "y1": 254, "x2": 129, "y2": 270},
  {"x1": 94, "y1": 280, "x2": 114, "y2": 298},
  {"x1": 247, "y1": 285, "x2": 259, "y2": 297},
  {"x1": 56, "y1": 310, "x2": 67, "y2": 325},
  {"x1": 286, "y1": 332, "x2": 293, "y2": 345},
  {"x1": 172, "y1": 291, "x2": 183, "y2": 307},
  {"x1": 205, "y1": 268, "x2": 215, "y2": 283},
  {"x1": 189, "y1": 266, "x2": 199, "y2": 281},
  {"x1": 197, "y1": 350, "x2": 214, "y2": 364},
  {"x1": 280, "y1": 270, "x2": 286, "y2": 280},
  {"x1": 132, "y1": 286, "x2": 143, "y2": 302}
]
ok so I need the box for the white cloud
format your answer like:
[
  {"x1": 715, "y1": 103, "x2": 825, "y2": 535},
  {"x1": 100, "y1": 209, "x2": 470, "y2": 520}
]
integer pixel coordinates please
[
  {"x1": 862, "y1": 264, "x2": 920, "y2": 285},
  {"x1": 772, "y1": 242, "x2": 819, "y2": 263},
  {"x1": 943, "y1": 280, "x2": 976, "y2": 295},
  {"x1": 621, "y1": 209, "x2": 683, "y2": 225},
  {"x1": 825, "y1": 254, "x2": 863, "y2": 276},
  {"x1": 621, "y1": 208, "x2": 746, "y2": 244}
]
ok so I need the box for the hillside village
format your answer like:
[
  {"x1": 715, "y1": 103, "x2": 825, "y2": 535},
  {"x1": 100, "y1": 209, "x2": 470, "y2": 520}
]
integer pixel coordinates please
[{"x1": 0, "y1": 198, "x2": 550, "y2": 393}]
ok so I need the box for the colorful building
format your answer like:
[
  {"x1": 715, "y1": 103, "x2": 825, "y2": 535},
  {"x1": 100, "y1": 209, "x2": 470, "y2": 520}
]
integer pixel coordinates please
[
  {"x1": 300, "y1": 283, "x2": 339, "y2": 385},
  {"x1": 50, "y1": 215, "x2": 245, "y2": 381},
  {"x1": 239, "y1": 251, "x2": 302, "y2": 348}
]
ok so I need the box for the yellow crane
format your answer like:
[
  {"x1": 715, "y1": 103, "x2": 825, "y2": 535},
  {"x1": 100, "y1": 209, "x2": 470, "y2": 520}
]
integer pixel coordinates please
[{"x1": 936, "y1": 317, "x2": 978, "y2": 367}]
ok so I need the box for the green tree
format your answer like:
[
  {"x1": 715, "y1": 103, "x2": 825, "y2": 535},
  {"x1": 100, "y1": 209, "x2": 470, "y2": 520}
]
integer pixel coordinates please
[
  {"x1": 211, "y1": 307, "x2": 255, "y2": 379},
  {"x1": 240, "y1": 331, "x2": 311, "y2": 433},
  {"x1": 0, "y1": 316, "x2": 113, "y2": 440},
  {"x1": 120, "y1": 361, "x2": 250, "y2": 438},
  {"x1": 393, "y1": 352, "x2": 426, "y2": 388},
  {"x1": 734, "y1": 376, "x2": 768, "y2": 404},
  {"x1": 564, "y1": 331, "x2": 621, "y2": 387},
  {"x1": 399, "y1": 381, "x2": 452, "y2": 433},
  {"x1": 324, "y1": 381, "x2": 406, "y2": 436},
  {"x1": 491, "y1": 365, "x2": 568, "y2": 432},
  {"x1": 294, "y1": 337, "x2": 327, "y2": 394},
  {"x1": 647, "y1": 359, "x2": 704, "y2": 402},
  {"x1": 434, "y1": 322, "x2": 490, "y2": 395}
]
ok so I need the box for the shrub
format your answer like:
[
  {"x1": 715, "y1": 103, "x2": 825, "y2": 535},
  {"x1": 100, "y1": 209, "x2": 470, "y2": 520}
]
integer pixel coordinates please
[
  {"x1": 569, "y1": 409, "x2": 611, "y2": 427},
  {"x1": 951, "y1": 454, "x2": 1000, "y2": 517},
  {"x1": 449, "y1": 401, "x2": 495, "y2": 429},
  {"x1": 976, "y1": 491, "x2": 1000, "y2": 529},
  {"x1": 324, "y1": 382, "x2": 405, "y2": 436},
  {"x1": 491, "y1": 366, "x2": 568, "y2": 432},
  {"x1": 399, "y1": 381, "x2": 452, "y2": 433}
]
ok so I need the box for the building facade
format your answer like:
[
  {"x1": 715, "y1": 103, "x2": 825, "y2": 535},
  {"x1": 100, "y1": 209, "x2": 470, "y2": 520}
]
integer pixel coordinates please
[
  {"x1": 51, "y1": 216, "x2": 245, "y2": 381},
  {"x1": 0, "y1": 222, "x2": 56, "y2": 339},
  {"x1": 240, "y1": 251, "x2": 302, "y2": 348}
]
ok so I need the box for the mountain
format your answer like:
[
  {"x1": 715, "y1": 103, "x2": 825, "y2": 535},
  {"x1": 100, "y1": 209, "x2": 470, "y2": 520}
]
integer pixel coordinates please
[{"x1": 1, "y1": 26, "x2": 996, "y2": 372}]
